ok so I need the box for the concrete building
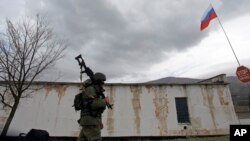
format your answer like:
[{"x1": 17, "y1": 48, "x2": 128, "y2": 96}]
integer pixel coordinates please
[{"x1": 0, "y1": 74, "x2": 239, "y2": 137}]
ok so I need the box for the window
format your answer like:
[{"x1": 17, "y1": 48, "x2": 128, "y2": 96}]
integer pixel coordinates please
[{"x1": 175, "y1": 97, "x2": 190, "y2": 123}]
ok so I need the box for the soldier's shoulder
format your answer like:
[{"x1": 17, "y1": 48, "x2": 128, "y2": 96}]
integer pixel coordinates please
[{"x1": 83, "y1": 79, "x2": 92, "y2": 86}]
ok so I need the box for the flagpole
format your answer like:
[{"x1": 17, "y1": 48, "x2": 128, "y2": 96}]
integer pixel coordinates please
[{"x1": 210, "y1": 3, "x2": 241, "y2": 66}]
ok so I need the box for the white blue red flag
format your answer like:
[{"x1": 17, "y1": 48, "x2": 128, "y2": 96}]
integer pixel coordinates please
[{"x1": 200, "y1": 5, "x2": 217, "y2": 31}]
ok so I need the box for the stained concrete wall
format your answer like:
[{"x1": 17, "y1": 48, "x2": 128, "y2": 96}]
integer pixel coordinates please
[{"x1": 0, "y1": 82, "x2": 239, "y2": 137}]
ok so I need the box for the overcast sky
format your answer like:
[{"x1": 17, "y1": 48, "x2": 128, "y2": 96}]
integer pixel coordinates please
[{"x1": 1, "y1": 0, "x2": 250, "y2": 83}]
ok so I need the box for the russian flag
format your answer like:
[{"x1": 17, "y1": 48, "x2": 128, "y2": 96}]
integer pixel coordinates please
[{"x1": 200, "y1": 5, "x2": 217, "y2": 31}]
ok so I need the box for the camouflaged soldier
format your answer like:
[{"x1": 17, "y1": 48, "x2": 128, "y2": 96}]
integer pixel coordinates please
[{"x1": 77, "y1": 72, "x2": 109, "y2": 141}]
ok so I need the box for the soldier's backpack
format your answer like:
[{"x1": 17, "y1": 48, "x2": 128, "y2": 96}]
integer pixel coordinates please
[
  {"x1": 19, "y1": 129, "x2": 49, "y2": 141},
  {"x1": 90, "y1": 98, "x2": 106, "y2": 112},
  {"x1": 73, "y1": 93, "x2": 83, "y2": 111}
]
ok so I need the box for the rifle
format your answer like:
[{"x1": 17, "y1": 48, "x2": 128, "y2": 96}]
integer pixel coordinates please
[{"x1": 75, "y1": 54, "x2": 113, "y2": 109}]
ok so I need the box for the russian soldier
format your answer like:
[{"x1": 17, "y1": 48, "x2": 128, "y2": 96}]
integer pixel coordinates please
[{"x1": 77, "y1": 72, "x2": 109, "y2": 141}]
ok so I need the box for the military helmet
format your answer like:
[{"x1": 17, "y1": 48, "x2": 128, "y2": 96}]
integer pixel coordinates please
[{"x1": 94, "y1": 72, "x2": 106, "y2": 81}]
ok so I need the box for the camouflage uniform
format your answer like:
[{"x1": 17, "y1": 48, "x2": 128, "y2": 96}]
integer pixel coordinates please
[{"x1": 77, "y1": 76, "x2": 106, "y2": 141}]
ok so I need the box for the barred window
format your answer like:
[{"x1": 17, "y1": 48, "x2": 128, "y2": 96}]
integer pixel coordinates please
[{"x1": 175, "y1": 97, "x2": 190, "y2": 123}]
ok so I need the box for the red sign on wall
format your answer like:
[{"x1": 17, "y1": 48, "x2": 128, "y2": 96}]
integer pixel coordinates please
[{"x1": 236, "y1": 65, "x2": 250, "y2": 83}]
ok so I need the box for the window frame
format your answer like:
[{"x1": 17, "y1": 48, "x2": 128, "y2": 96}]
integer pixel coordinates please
[{"x1": 175, "y1": 97, "x2": 191, "y2": 124}]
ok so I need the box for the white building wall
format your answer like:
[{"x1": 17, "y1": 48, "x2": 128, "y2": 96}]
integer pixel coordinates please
[{"x1": 0, "y1": 83, "x2": 239, "y2": 137}]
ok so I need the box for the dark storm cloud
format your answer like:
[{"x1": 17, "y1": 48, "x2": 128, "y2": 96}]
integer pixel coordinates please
[
  {"x1": 219, "y1": 0, "x2": 250, "y2": 19},
  {"x1": 23, "y1": 0, "x2": 250, "y2": 82}
]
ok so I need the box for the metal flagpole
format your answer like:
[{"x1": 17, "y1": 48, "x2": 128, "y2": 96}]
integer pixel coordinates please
[{"x1": 210, "y1": 3, "x2": 241, "y2": 66}]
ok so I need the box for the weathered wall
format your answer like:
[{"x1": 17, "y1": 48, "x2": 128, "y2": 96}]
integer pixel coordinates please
[{"x1": 0, "y1": 82, "x2": 239, "y2": 137}]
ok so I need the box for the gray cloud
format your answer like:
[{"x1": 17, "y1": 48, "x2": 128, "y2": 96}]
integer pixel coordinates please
[{"x1": 19, "y1": 0, "x2": 250, "y2": 82}]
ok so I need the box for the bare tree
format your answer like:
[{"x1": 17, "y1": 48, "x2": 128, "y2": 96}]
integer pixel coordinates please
[{"x1": 0, "y1": 15, "x2": 66, "y2": 136}]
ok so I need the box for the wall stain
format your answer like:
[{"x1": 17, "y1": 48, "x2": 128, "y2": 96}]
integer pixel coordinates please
[
  {"x1": 130, "y1": 85, "x2": 142, "y2": 135},
  {"x1": 0, "y1": 117, "x2": 8, "y2": 127},
  {"x1": 201, "y1": 86, "x2": 208, "y2": 106},
  {"x1": 44, "y1": 84, "x2": 68, "y2": 104},
  {"x1": 153, "y1": 86, "x2": 168, "y2": 136},
  {"x1": 106, "y1": 85, "x2": 115, "y2": 136},
  {"x1": 217, "y1": 87, "x2": 229, "y2": 106},
  {"x1": 206, "y1": 86, "x2": 216, "y2": 128},
  {"x1": 45, "y1": 85, "x2": 53, "y2": 99},
  {"x1": 145, "y1": 85, "x2": 153, "y2": 94},
  {"x1": 44, "y1": 84, "x2": 69, "y2": 134},
  {"x1": 182, "y1": 85, "x2": 188, "y2": 97},
  {"x1": 217, "y1": 86, "x2": 232, "y2": 120},
  {"x1": 56, "y1": 85, "x2": 68, "y2": 104}
]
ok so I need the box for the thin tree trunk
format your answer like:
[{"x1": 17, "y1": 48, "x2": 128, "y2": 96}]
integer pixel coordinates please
[{"x1": 1, "y1": 98, "x2": 19, "y2": 136}]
